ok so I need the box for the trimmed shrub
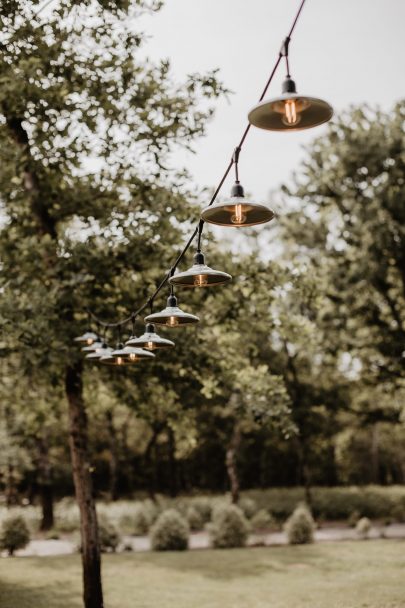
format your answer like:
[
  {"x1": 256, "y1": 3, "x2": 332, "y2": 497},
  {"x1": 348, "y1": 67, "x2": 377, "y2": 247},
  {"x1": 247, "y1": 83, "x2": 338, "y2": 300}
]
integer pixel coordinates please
[
  {"x1": 186, "y1": 506, "x2": 205, "y2": 531},
  {"x1": 284, "y1": 504, "x2": 315, "y2": 545},
  {"x1": 0, "y1": 515, "x2": 30, "y2": 556},
  {"x1": 150, "y1": 509, "x2": 189, "y2": 551},
  {"x1": 239, "y1": 497, "x2": 258, "y2": 520},
  {"x1": 98, "y1": 516, "x2": 120, "y2": 552},
  {"x1": 356, "y1": 517, "x2": 371, "y2": 540},
  {"x1": 189, "y1": 497, "x2": 212, "y2": 524},
  {"x1": 209, "y1": 504, "x2": 249, "y2": 549},
  {"x1": 251, "y1": 508, "x2": 273, "y2": 531},
  {"x1": 347, "y1": 510, "x2": 361, "y2": 528},
  {"x1": 133, "y1": 504, "x2": 153, "y2": 536}
]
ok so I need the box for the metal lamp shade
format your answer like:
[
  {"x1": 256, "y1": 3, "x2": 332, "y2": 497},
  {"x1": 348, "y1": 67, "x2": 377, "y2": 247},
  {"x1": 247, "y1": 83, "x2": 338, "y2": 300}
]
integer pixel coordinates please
[
  {"x1": 74, "y1": 331, "x2": 98, "y2": 345},
  {"x1": 169, "y1": 252, "x2": 232, "y2": 288},
  {"x1": 201, "y1": 182, "x2": 274, "y2": 227},
  {"x1": 101, "y1": 344, "x2": 155, "y2": 366},
  {"x1": 86, "y1": 344, "x2": 111, "y2": 361},
  {"x1": 144, "y1": 295, "x2": 199, "y2": 328},
  {"x1": 248, "y1": 77, "x2": 333, "y2": 132},
  {"x1": 126, "y1": 324, "x2": 175, "y2": 350},
  {"x1": 81, "y1": 340, "x2": 103, "y2": 353}
]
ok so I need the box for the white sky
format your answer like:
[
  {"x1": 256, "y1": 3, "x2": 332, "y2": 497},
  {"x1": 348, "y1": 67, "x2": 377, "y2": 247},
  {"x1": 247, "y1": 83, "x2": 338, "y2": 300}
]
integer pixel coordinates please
[{"x1": 139, "y1": 0, "x2": 405, "y2": 202}]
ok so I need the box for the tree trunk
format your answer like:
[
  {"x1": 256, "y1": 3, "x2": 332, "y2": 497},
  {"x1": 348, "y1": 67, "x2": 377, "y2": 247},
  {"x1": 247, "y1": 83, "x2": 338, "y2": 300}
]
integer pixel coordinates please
[
  {"x1": 5, "y1": 462, "x2": 18, "y2": 507},
  {"x1": 297, "y1": 440, "x2": 313, "y2": 506},
  {"x1": 105, "y1": 410, "x2": 119, "y2": 501},
  {"x1": 65, "y1": 362, "x2": 103, "y2": 608},
  {"x1": 225, "y1": 421, "x2": 241, "y2": 504},
  {"x1": 38, "y1": 436, "x2": 54, "y2": 531},
  {"x1": 370, "y1": 423, "x2": 380, "y2": 484},
  {"x1": 167, "y1": 426, "x2": 178, "y2": 497}
]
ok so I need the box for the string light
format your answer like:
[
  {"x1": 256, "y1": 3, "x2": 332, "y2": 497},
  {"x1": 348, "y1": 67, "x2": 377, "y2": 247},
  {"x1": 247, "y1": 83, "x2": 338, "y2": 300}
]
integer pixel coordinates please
[{"x1": 74, "y1": 0, "x2": 332, "y2": 365}]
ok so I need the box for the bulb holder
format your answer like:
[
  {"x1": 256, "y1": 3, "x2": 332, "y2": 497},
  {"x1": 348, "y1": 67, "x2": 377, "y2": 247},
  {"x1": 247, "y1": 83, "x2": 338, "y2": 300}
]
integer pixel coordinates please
[
  {"x1": 201, "y1": 182, "x2": 274, "y2": 227},
  {"x1": 169, "y1": 251, "x2": 232, "y2": 288},
  {"x1": 282, "y1": 76, "x2": 297, "y2": 94}
]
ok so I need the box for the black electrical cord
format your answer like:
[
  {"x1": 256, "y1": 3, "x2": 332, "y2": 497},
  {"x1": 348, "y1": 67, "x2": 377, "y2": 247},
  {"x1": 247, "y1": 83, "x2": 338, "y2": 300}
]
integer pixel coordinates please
[{"x1": 88, "y1": 0, "x2": 307, "y2": 332}]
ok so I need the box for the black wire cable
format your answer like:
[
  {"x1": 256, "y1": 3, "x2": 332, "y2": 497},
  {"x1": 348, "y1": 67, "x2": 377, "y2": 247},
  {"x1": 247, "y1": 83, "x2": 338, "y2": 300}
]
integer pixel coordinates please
[{"x1": 88, "y1": 0, "x2": 307, "y2": 332}]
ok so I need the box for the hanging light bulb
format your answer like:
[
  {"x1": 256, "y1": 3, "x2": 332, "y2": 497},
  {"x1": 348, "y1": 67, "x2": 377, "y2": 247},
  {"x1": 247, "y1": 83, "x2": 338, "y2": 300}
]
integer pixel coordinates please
[
  {"x1": 248, "y1": 76, "x2": 333, "y2": 132},
  {"x1": 74, "y1": 331, "x2": 99, "y2": 345},
  {"x1": 126, "y1": 324, "x2": 175, "y2": 350},
  {"x1": 169, "y1": 251, "x2": 232, "y2": 288},
  {"x1": 201, "y1": 181, "x2": 274, "y2": 227},
  {"x1": 144, "y1": 293, "x2": 199, "y2": 327}
]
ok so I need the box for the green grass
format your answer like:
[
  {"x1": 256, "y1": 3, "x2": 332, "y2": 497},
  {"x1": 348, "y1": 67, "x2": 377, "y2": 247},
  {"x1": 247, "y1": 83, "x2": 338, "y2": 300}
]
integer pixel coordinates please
[{"x1": 1, "y1": 540, "x2": 404, "y2": 608}]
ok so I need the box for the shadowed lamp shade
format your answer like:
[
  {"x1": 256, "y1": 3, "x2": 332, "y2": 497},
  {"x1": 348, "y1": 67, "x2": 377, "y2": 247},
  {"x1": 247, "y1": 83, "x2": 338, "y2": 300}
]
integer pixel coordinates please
[
  {"x1": 144, "y1": 295, "x2": 199, "y2": 327},
  {"x1": 126, "y1": 324, "x2": 175, "y2": 350},
  {"x1": 169, "y1": 252, "x2": 232, "y2": 288},
  {"x1": 248, "y1": 77, "x2": 333, "y2": 131},
  {"x1": 201, "y1": 182, "x2": 274, "y2": 227}
]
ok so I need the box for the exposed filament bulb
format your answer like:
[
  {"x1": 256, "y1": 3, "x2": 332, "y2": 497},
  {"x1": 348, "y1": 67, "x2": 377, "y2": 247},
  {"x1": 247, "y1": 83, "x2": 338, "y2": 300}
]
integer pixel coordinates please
[
  {"x1": 146, "y1": 341, "x2": 156, "y2": 350},
  {"x1": 283, "y1": 99, "x2": 300, "y2": 126},
  {"x1": 86, "y1": 338, "x2": 94, "y2": 345},
  {"x1": 194, "y1": 274, "x2": 208, "y2": 287},
  {"x1": 167, "y1": 316, "x2": 179, "y2": 327},
  {"x1": 231, "y1": 204, "x2": 247, "y2": 225},
  {"x1": 116, "y1": 356, "x2": 123, "y2": 365},
  {"x1": 129, "y1": 353, "x2": 138, "y2": 361}
]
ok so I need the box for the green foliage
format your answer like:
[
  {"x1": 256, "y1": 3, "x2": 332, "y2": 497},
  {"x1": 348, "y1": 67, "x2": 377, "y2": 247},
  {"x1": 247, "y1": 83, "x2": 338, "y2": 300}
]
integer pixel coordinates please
[
  {"x1": 209, "y1": 504, "x2": 249, "y2": 549},
  {"x1": 355, "y1": 517, "x2": 372, "y2": 540},
  {"x1": 0, "y1": 514, "x2": 30, "y2": 555},
  {"x1": 284, "y1": 504, "x2": 315, "y2": 545},
  {"x1": 150, "y1": 509, "x2": 189, "y2": 551},
  {"x1": 186, "y1": 506, "x2": 205, "y2": 531},
  {"x1": 239, "y1": 497, "x2": 258, "y2": 519},
  {"x1": 244, "y1": 486, "x2": 405, "y2": 521},
  {"x1": 347, "y1": 510, "x2": 361, "y2": 527},
  {"x1": 251, "y1": 509, "x2": 273, "y2": 531},
  {"x1": 132, "y1": 504, "x2": 154, "y2": 536},
  {"x1": 98, "y1": 516, "x2": 120, "y2": 552}
]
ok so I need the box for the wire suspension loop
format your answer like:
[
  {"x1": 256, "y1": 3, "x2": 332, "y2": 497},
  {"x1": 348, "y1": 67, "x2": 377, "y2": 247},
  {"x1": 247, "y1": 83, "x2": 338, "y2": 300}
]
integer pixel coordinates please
[{"x1": 88, "y1": 0, "x2": 308, "y2": 332}]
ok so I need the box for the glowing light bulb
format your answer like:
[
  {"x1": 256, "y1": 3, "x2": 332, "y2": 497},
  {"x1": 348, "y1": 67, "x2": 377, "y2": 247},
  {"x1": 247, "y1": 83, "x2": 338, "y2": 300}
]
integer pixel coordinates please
[
  {"x1": 168, "y1": 316, "x2": 179, "y2": 327},
  {"x1": 146, "y1": 341, "x2": 155, "y2": 350},
  {"x1": 283, "y1": 99, "x2": 300, "y2": 126},
  {"x1": 231, "y1": 204, "x2": 247, "y2": 225},
  {"x1": 116, "y1": 356, "x2": 123, "y2": 365},
  {"x1": 86, "y1": 338, "x2": 94, "y2": 345},
  {"x1": 194, "y1": 274, "x2": 208, "y2": 287},
  {"x1": 129, "y1": 353, "x2": 137, "y2": 361}
]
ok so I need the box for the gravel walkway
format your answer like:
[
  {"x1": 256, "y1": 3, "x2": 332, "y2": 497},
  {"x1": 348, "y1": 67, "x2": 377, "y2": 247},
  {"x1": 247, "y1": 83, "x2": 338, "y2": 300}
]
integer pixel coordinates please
[{"x1": 9, "y1": 523, "x2": 405, "y2": 557}]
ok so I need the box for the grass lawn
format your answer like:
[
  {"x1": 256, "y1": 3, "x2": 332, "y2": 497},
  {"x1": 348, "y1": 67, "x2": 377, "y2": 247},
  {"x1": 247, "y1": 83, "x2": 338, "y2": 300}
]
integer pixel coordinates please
[{"x1": 1, "y1": 540, "x2": 404, "y2": 608}]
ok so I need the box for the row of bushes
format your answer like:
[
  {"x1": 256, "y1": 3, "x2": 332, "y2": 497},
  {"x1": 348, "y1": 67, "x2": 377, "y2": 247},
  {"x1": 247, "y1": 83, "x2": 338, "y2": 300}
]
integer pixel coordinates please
[
  {"x1": 2, "y1": 485, "x2": 404, "y2": 540},
  {"x1": 0, "y1": 504, "x2": 380, "y2": 556}
]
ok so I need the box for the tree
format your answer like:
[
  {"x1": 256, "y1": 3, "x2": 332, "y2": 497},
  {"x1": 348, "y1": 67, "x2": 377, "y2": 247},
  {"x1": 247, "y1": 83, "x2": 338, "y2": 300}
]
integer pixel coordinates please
[
  {"x1": 280, "y1": 103, "x2": 405, "y2": 384},
  {"x1": 0, "y1": 2, "x2": 224, "y2": 606}
]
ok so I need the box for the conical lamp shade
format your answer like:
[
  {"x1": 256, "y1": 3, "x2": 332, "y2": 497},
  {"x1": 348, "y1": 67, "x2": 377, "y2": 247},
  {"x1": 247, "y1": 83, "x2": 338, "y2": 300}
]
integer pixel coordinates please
[
  {"x1": 126, "y1": 324, "x2": 175, "y2": 350},
  {"x1": 169, "y1": 252, "x2": 232, "y2": 288},
  {"x1": 144, "y1": 295, "x2": 199, "y2": 327},
  {"x1": 74, "y1": 331, "x2": 98, "y2": 345},
  {"x1": 85, "y1": 343, "x2": 110, "y2": 360},
  {"x1": 201, "y1": 182, "x2": 274, "y2": 227},
  {"x1": 248, "y1": 77, "x2": 333, "y2": 132}
]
